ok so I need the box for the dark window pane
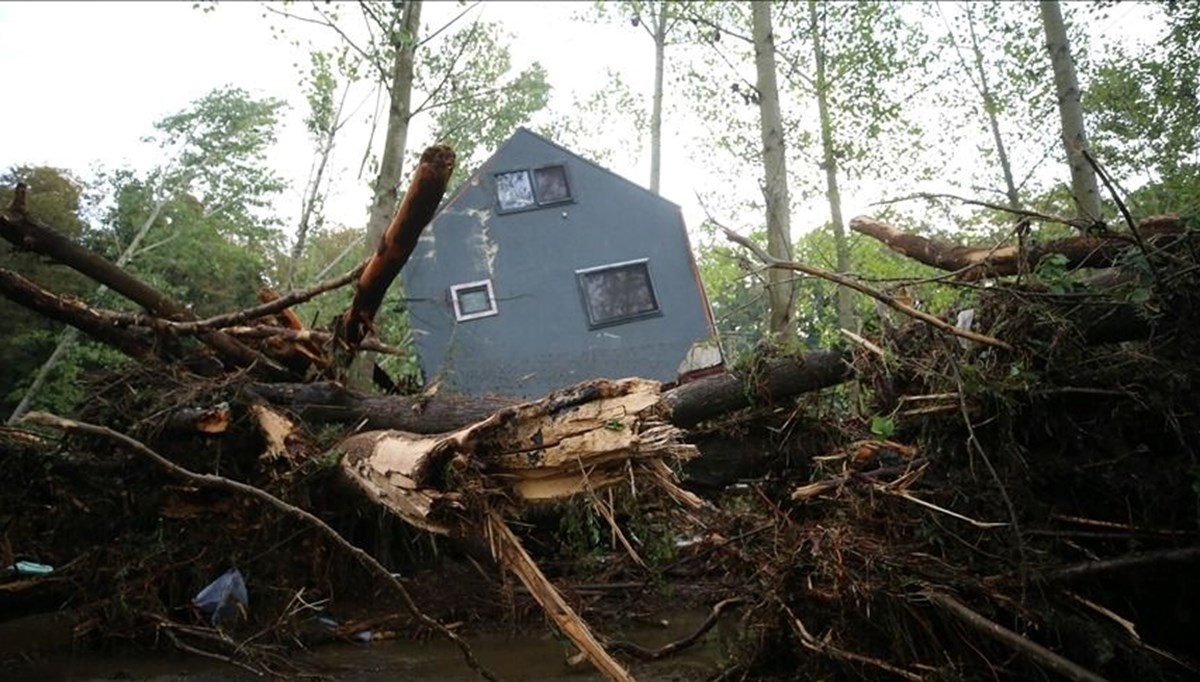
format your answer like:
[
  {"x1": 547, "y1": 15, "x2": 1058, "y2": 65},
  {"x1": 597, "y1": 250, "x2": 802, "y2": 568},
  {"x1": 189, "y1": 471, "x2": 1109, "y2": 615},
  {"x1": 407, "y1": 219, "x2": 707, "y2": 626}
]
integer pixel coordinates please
[
  {"x1": 533, "y1": 165, "x2": 571, "y2": 204},
  {"x1": 458, "y1": 286, "x2": 492, "y2": 315},
  {"x1": 579, "y1": 261, "x2": 659, "y2": 327},
  {"x1": 495, "y1": 170, "x2": 535, "y2": 211},
  {"x1": 451, "y1": 280, "x2": 497, "y2": 321}
]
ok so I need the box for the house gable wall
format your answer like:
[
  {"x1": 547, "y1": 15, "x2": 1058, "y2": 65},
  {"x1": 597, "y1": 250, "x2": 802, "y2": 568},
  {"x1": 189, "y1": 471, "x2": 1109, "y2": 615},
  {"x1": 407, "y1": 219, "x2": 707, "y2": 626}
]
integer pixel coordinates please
[{"x1": 402, "y1": 129, "x2": 717, "y2": 397}]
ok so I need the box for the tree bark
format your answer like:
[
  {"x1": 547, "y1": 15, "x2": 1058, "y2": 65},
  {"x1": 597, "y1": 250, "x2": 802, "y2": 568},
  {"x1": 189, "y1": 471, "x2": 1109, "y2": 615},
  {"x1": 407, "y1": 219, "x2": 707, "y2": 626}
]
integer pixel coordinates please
[
  {"x1": 364, "y1": 2, "x2": 422, "y2": 257},
  {"x1": 808, "y1": 0, "x2": 856, "y2": 335},
  {"x1": 351, "y1": 0, "x2": 422, "y2": 388},
  {"x1": 850, "y1": 215, "x2": 1185, "y2": 280},
  {"x1": 1039, "y1": 0, "x2": 1102, "y2": 220},
  {"x1": 751, "y1": 1, "x2": 797, "y2": 340},
  {"x1": 253, "y1": 349, "x2": 854, "y2": 434},
  {"x1": 340, "y1": 144, "x2": 455, "y2": 347},
  {"x1": 649, "y1": 4, "x2": 667, "y2": 195}
]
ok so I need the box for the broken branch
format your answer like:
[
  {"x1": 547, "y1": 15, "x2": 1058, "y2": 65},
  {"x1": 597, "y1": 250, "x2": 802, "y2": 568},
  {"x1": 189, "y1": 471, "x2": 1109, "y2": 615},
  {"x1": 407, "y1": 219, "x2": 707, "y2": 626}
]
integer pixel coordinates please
[
  {"x1": 0, "y1": 207, "x2": 289, "y2": 378},
  {"x1": 850, "y1": 215, "x2": 1186, "y2": 281},
  {"x1": 341, "y1": 144, "x2": 456, "y2": 346},
  {"x1": 925, "y1": 590, "x2": 1109, "y2": 682},
  {"x1": 720, "y1": 223, "x2": 1013, "y2": 351}
]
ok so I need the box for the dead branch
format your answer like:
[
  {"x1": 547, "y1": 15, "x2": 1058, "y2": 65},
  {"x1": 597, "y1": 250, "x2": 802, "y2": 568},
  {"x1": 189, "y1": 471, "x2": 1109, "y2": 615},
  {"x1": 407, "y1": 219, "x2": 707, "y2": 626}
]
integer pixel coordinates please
[
  {"x1": 871, "y1": 191, "x2": 1085, "y2": 229},
  {"x1": 0, "y1": 207, "x2": 290, "y2": 378},
  {"x1": 218, "y1": 326, "x2": 407, "y2": 357},
  {"x1": 925, "y1": 590, "x2": 1110, "y2": 682},
  {"x1": 340, "y1": 144, "x2": 456, "y2": 346},
  {"x1": 719, "y1": 224, "x2": 1014, "y2": 351},
  {"x1": 780, "y1": 601, "x2": 926, "y2": 681},
  {"x1": 0, "y1": 268, "x2": 157, "y2": 360},
  {"x1": 128, "y1": 265, "x2": 367, "y2": 334},
  {"x1": 850, "y1": 215, "x2": 1187, "y2": 281},
  {"x1": 1041, "y1": 546, "x2": 1200, "y2": 584},
  {"x1": 603, "y1": 597, "x2": 744, "y2": 661},
  {"x1": 485, "y1": 510, "x2": 631, "y2": 681},
  {"x1": 20, "y1": 411, "x2": 500, "y2": 682}
]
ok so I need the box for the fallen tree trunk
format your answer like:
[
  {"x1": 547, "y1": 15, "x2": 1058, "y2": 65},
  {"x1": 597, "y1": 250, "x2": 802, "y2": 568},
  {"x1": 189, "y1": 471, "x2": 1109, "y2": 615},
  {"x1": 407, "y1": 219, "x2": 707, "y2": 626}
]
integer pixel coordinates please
[
  {"x1": 850, "y1": 215, "x2": 1187, "y2": 281},
  {"x1": 252, "y1": 349, "x2": 855, "y2": 434},
  {"x1": 0, "y1": 268, "x2": 157, "y2": 361}
]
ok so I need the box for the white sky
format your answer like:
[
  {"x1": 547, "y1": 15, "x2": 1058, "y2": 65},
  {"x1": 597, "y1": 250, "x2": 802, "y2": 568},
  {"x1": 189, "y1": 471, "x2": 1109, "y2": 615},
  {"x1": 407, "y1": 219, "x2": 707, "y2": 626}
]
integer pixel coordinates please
[
  {"x1": 0, "y1": 1, "x2": 689, "y2": 232},
  {"x1": 0, "y1": 1, "x2": 1169, "y2": 247}
]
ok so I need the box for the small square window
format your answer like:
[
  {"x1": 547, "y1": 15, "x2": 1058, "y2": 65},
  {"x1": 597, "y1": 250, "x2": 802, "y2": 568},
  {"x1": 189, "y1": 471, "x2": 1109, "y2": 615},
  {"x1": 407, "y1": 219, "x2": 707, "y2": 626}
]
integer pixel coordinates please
[
  {"x1": 577, "y1": 260, "x2": 660, "y2": 328},
  {"x1": 533, "y1": 165, "x2": 571, "y2": 204},
  {"x1": 450, "y1": 280, "x2": 498, "y2": 321},
  {"x1": 495, "y1": 170, "x2": 535, "y2": 212}
]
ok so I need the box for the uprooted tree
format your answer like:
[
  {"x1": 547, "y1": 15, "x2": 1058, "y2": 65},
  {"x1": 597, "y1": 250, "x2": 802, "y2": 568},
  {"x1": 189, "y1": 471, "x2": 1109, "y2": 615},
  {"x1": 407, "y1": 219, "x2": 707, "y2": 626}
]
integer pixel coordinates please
[{"x1": 2, "y1": 144, "x2": 1200, "y2": 681}]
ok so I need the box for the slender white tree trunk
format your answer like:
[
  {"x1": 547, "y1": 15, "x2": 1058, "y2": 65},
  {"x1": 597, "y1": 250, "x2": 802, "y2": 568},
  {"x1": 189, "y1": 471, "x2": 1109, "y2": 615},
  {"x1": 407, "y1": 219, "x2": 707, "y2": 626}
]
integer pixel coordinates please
[
  {"x1": 751, "y1": 1, "x2": 796, "y2": 340},
  {"x1": 1039, "y1": 0, "x2": 1101, "y2": 219},
  {"x1": 808, "y1": 0, "x2": 855, "y2": 334},
  {"x1": 649, "y1": 6, "x2": 666, "y2": 195},
  {"x1": 966, "y1": 5, "x2": 1021, "y2": 209}
]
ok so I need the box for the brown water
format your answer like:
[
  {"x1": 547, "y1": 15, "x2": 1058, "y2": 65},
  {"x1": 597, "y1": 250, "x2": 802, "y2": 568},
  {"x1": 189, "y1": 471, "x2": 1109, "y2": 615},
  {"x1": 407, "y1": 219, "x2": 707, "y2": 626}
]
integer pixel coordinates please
[{"x1": 4, "y1": 609, "x2": 731, "y2": 681}]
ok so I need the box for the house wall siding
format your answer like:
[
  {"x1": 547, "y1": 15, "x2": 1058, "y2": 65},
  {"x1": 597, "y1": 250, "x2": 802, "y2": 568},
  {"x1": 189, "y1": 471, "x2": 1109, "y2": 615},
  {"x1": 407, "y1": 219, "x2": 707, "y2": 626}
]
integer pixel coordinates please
[{"x1": 402, "y1": 129, "x2": 718, "y2": 397}]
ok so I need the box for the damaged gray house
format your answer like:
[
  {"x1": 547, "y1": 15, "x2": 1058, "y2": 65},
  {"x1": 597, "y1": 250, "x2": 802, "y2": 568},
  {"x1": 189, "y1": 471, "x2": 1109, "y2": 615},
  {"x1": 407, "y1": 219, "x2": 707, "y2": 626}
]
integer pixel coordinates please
[{"x1": 401, "y1": 128, "x2": 723, "y2": 398}]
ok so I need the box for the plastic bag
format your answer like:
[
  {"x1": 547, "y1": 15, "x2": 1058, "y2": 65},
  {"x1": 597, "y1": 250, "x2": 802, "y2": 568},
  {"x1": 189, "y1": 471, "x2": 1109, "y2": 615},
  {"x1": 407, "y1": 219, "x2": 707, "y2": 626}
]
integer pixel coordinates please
[{"x1": 192, "y1": 568, "x2": 249, "y2": 627}]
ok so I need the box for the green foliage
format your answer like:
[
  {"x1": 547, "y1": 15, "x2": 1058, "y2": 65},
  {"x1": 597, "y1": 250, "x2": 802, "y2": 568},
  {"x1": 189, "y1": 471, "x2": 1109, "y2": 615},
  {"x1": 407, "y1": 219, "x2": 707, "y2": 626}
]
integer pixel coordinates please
[
  {"x1": 1087, "y1": 2, "x2": 1200, "y2": 217},
  {"x1": 534, "y1": 68, "x2": 646, "y2": 167},
  {"x1": 869, "y1": 415, "x2": 896, "y2": 439},
  {"x1": 0, "y1": 167, "x2": 97, "y2": 416},
  {"x1": 417, "y1": 21, "x2": 551, "y2": 191},
  {"x1": 90, "y1": 87, "x2": 289, "y2": 315}
]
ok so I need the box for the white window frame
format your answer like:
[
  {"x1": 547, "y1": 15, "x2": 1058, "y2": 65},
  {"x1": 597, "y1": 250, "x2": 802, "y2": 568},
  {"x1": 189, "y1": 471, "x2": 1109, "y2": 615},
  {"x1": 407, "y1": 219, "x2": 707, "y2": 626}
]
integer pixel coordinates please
[{"x1": 450, "y1": 279, "x2": 499, "y2": 322}]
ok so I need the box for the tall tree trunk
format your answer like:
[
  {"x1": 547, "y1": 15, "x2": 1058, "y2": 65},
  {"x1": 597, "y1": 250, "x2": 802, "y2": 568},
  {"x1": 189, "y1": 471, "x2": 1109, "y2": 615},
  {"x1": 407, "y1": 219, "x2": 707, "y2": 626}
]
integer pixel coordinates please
[
  {"x1": 352, "y1": 0, "x2": 422, "y2": 388},
  {"x1": 966, "y1": 5, "x2": 1021, "y2": 210},
  {"x1": 1039, "y1": 0, "x2": 1101, "y2": 220},
  {"x1": 649, "y1": 5, "x2": 666, "y2": 195},
  {"x1": 364, "y1": 2, "x2": 422, "y2": 257},
  {"x1": 808, "y1": 0, "x2": 855, "y2": 334},
  {"x1": 751, "y1": 1, "x2": 796, "y2": 340}
]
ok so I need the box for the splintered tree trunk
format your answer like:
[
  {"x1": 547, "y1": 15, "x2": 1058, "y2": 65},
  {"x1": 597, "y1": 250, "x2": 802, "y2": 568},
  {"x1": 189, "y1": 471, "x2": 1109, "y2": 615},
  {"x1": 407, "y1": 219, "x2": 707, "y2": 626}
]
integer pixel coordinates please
[
  {"x1": 751, "y1": 1, "x2": 797, "y2": 340},
  {"x1": 1039, "y1": 0, "x2": 1101, "y2": 220},
  {"x1": 808, "y1": 0, "x2": 856, "y2": 335},
  {"x1": 341, "y1": 145, "x2": 456, "y2": 347}
]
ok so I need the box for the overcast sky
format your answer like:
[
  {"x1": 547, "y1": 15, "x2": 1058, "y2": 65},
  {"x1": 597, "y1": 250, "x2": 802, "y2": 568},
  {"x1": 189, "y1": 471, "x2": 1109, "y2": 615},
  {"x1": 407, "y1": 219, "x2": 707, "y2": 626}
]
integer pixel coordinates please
[
  {"x1": 0, "y1": 1, "x2": 679, "y2": 233},
  {"x1": 0, "y1": 1, "x2": 1168, "y2": 245}
]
